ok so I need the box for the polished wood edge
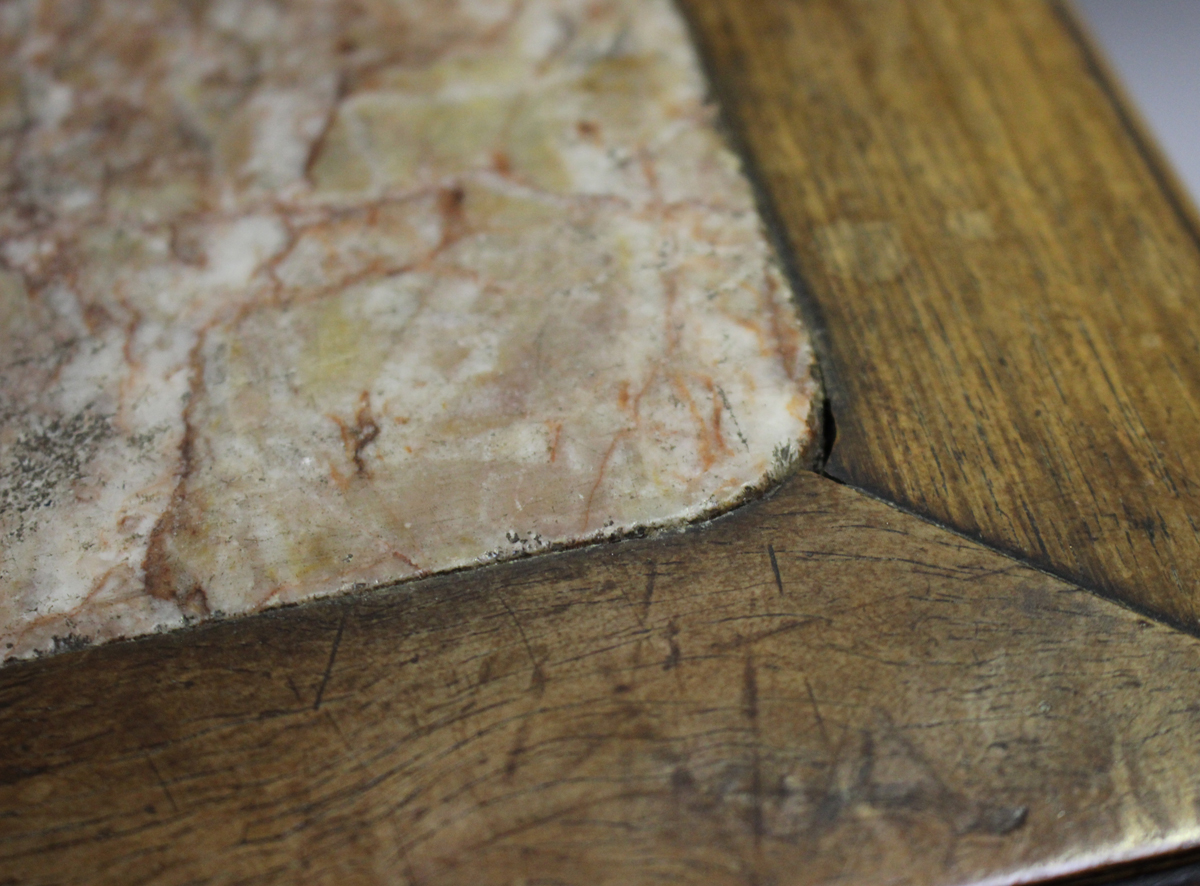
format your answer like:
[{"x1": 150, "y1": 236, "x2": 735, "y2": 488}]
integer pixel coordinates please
[{"x1": 1051, "y1": 847, "x2": 1200, "y2": 886}]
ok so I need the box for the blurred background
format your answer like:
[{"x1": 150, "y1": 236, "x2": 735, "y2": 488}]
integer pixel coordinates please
[{"x1": 1076, "y1": 0, "x2": 1200, "y2": 206}]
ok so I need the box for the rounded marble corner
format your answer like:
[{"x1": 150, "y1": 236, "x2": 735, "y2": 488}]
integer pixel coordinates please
[{"x1": 0, "y1": 0, "x2": 821, "y2": 664}]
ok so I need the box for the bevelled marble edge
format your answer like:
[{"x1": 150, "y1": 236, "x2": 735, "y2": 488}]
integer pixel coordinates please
[
  {"x1": 23, "y1": 418, "x2": 822, "y2": 666},
  {"x1": 0, "y1": 0, "x2": 819, "y2": 663}
]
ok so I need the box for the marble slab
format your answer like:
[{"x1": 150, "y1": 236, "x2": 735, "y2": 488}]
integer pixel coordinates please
[{"x1": 0, "y1": 0, "x2": 818, "y2": 662}]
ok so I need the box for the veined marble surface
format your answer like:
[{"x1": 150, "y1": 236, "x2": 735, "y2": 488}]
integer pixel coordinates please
[{"x1": 0, "y1": 0, "x2": 817, "y2": 662}]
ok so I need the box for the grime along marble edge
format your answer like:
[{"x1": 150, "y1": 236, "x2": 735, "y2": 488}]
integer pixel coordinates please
[{"x1": 0, "y1": 0, "x2": 818, "y2": 662}]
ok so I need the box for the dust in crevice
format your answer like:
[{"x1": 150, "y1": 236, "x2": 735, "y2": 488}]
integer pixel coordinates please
[{"x1": 816, "y1": 387, "x2": 837, "y2": 475}]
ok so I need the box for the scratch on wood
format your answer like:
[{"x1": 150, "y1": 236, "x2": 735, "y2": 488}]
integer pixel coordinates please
[
  {"x1": 313, "y1": 606, "x2": 349, "y2": 711},
  {"x1": 663, "y1": 619, "x2": 682, "y2": 671},
  {"x1": 743, "y1": 654, "x2": 759, "y2": 722},
  {"x1": 804, "y1": 676, "x2": 831, "y2": 752},
  {"x1": 744, "y1": 654, "x2": 765, "y2": 842},
  {"x1": 146, "y1": 755, "x2": 179, "y2": 814},
  {"x1": 497, "y1": 591, "x2": 546, "y2": 693},
  {"x1": 3, "y1": 470, "x2": 1198, "y2": 882},
  {"x1": 691, "y1": 0, "x2": 1200, "y2": 632},
  {"x1": 642, "y1": 560, "x2": 657, "y2": 619},
  {"x1": 768, "y1": 543, "x2": 784, "y2": 596},
  {"x1": 505, "y1": 716, "x2": 532, "y2": 780},
  {"x1": 710, "y1": 616, "x2": 827, "y2": 652}
]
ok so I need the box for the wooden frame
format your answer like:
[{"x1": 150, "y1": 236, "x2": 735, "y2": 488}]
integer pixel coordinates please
[{"x1": 4, "y1": 1, "x2": 1200, "y2": 883}]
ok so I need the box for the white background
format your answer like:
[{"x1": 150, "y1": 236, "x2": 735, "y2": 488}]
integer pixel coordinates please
[{"x1": 1075, "y1": 0, "x2": 1200, "y2": 205}]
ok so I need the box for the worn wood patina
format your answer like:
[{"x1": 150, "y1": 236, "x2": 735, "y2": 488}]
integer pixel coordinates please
[
  {"x1": 4, "y1": 0, "x2": 1200, "y2": 883},
  {"x1": 679, "y1": 0, "x2": 1200, "y2": 630},
  {"x1": 3, "y1": 473, "x2": 1200, "y2": 885}
]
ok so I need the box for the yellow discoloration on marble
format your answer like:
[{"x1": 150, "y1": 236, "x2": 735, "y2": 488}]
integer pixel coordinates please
[{"x1": 302, "y1": 296, "x2": 395, "y2": 399}]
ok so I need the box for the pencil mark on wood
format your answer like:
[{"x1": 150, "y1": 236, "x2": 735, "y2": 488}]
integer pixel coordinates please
[{"x1": 313, "y1": 606, "x2": 348, "y2": 711}]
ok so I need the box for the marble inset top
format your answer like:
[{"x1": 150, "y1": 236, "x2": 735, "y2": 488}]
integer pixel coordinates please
[{"x1": 0, "y1": 0, "x2": 817, "y2": 662}]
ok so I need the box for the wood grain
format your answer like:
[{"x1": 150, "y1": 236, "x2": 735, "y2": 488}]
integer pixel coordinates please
[
  {"x1": 3, "y1": 472, "x2": 1200, "y2": 885},
  {"x1": 678, "y1": 0, "x2": 1200, "y2": 630},
  {"x1": 6, "y1": 3, "x2": 1200, "y2": 883}
]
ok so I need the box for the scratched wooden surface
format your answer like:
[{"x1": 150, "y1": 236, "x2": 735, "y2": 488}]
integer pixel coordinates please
[
  {"x1": 678, "y1": 0, "x2": 1200, "y2": 631},
  {"x1": 2, "y1": 472, "x2": 1200, "y2": 885},
  {"x1": 7, "y1": 1, "x2": 1200, "y2": 883}
]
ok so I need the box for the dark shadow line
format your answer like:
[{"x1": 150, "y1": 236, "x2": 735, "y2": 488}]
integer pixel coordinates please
[{"x1": 672, "y1": 0, "x2": 844, "y2": 474}]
